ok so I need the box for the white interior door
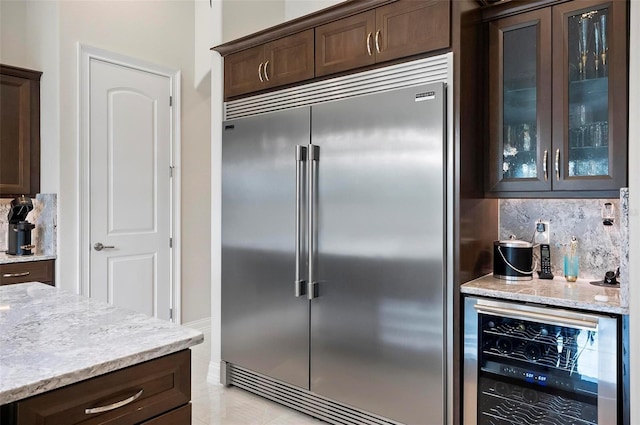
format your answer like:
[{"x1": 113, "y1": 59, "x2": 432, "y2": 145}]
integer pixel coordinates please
[{"x1": 89, "y1": 59, "x2": 172, "y2": 320}]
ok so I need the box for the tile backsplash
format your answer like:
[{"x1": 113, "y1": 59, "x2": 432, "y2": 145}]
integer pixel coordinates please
[
  {"x1": 0, "y1": 194, "x2": 57, "y2": 255},
  {"x1": 499, "y1": 190, "x2": 628, "y2": 284}
]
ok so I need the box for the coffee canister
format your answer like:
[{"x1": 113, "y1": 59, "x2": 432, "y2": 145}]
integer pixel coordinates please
[{"x1": 493, "y1": 239, "x2": 534, "y2": 281}]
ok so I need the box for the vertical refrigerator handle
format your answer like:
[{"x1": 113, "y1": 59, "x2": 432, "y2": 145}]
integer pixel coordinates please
[
  {"x1": 307, "y1": 144, "x2": 320, "y2": 300},
  {"x1": 295, "y1": 145, "x2": 307, "y2": 297}
]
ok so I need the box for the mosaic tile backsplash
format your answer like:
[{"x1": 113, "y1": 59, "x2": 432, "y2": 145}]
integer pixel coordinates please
[
  {"x1": 499, "y1": 190, "x2": 628, "y2": 284},
  {"x1": 0, "y1": 194, "x2": 57, "y2": 255}
]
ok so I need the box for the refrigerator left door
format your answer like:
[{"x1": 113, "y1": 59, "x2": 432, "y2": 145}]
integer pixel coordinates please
[{"x1": 222, "y1": 107, "x2": 310, "y2": 389}]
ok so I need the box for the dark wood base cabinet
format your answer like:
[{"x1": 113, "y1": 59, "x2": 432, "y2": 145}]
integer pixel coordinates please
[
  {"x1": 140, "y1": 404, "x2": 190, "y2": 425},
  {"x1": 0, "y1": 260, "x2": 55, "y2": 286},
  {"x1": 3, "y1": 350, "x2": 191, "y2": 425}
]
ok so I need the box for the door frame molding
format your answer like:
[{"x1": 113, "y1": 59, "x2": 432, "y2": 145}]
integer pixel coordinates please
[{"x1": 77, "y1": 44, "x2": 182, "y2": 323}]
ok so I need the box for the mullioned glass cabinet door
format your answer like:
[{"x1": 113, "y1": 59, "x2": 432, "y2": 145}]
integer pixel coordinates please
[
  {"x1": 487, "y1": 8, "x2": 552, "y2": 193},
  {"x1": 551, "y1": 0, "x2": 627, "y2": 192}
]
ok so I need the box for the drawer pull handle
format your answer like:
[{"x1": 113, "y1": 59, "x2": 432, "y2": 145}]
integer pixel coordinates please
[
  {"x1": 366, "y1": 32, "x2": 373, "y2": 56},
  {"x1": 3, "y1": 272, "x2": 30, "y2": 278},
  {"x1": 85, "y1": 389, "x2": 144, "y2": 415}
]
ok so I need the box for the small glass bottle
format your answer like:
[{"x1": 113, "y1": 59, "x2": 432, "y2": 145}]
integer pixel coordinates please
[{"x1": 563, "y1": 236, "x2": 579, "y2": 282}]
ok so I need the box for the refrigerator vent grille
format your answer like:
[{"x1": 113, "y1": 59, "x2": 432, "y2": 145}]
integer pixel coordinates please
[
  {"x1": 228, "y1": 364, "x2": 402, "y2": 425},
  {"x1": 224, "y1": 53, "x2": 451, "y2": 120}
]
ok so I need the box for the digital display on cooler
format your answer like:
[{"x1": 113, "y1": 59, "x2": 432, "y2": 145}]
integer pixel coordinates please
[{"x1": 524, "y1": 371, "x2": 548, "y2": 386}]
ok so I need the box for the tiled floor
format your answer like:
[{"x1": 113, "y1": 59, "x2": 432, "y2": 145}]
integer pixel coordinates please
[{"x1": 190, "y1": 334, "x2": 323, "y2": 425}]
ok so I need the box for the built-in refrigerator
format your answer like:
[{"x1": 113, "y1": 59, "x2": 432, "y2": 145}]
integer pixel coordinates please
[{"x1": 222, "y1": 80, "x2": 447, "y2": 425}]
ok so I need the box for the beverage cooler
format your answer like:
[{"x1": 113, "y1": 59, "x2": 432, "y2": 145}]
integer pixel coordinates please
[{"x1": 464, "y1": 297, "x2": 626, "y2": 425}]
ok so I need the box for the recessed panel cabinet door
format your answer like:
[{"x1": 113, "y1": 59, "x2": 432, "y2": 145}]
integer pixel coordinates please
[
  {"x1": 375, "y1": 0, "x2": 450, "y2": 63},
  {"x1": 315, "y1": 11, "x2": 376, "y2": 77},
  {"x1": 0, "y1": 66, "x2": 41, "y2": 197},
  {"x1": 224, "y1": 45, "x2": 265, "y2": 99},
  {"x1": 264, "y1": 29, "x2": 315, "y2": 88}
]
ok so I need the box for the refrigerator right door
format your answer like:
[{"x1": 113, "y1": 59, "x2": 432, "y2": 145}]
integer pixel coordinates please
[{"x1": 310, "y1": 82, "x2": 447, "y2": 424}]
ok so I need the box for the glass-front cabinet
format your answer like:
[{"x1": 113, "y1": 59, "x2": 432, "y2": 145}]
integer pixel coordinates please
[{"x1": 487, "y1": 0, "x2": 627, "y2": 196}]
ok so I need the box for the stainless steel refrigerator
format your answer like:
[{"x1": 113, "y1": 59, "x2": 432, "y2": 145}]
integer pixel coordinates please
[{"x1": 222, "y1": 82, "x2": 446, "y2": 425}]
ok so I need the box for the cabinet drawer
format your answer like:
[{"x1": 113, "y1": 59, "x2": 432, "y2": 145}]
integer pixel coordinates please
[
  {"x1": 0, "y1": 259, "x2": 54, "y2": 286},
  {"x1": 17, "y1": 350, "x2": 191, "y2": 425}
]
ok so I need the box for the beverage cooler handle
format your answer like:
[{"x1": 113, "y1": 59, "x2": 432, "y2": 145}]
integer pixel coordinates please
[
  {"x1": 474, "y1": 304, "x2": 598, "y2": 331},
  {"x1": 307, "y1": 144, "x2": 320, "y2": 300},
  {"x1": 294, "y1": 145, "x2": 307, "y2": 297}
]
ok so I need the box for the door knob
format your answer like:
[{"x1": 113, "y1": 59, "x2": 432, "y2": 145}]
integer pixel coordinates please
[{"x1": 94, "y1": 242, "x2": 115, "y2": 251}]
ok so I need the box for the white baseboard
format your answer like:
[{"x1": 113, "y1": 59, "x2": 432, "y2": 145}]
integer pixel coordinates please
[{"x1": 208, "y1": 361, "x2": 222, "y2": 386}]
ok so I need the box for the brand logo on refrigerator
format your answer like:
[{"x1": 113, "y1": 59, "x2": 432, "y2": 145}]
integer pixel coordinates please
[{"x1": 415, "y1": 91, "x2": 436, "y2": 102}]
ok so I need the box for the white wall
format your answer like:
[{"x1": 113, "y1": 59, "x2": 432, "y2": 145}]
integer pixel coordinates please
[
  {"x1": 210, "y1": 0, "x2": 224, "y2": 385},
  {"x1": 284, "y1": 0, "x2": 345, "y2": 21},
  {"x1": 1, "y1": 1, "x2": 211, "y2": 324},
  {"x1": 222, "y1": 0, "x2": 285, "y2": 42},
  {"x1": 628, "y1": 1, "x2": 639, "y2": 422}
]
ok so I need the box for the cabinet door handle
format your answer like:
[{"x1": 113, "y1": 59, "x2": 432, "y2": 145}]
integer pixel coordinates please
[
  {"x1": 555, "y1": 148, "x2": 560, "y2": 181},
  {"x1": 258, "y1": 62, "x2": 264, "y2": 82},
  {"x1": 366, "y1": 32, "x2": 373, "y2": 56},
  {"x1": 264, "y1": 60, "x2": 270, "y2": 82},
  {"x1": 85, "y1": 389, "x2": 144, "y2": 414},
  {"x1": 3, "y1": 271, "x2": 30, "y2": 278},
  {"x1": 474, "y1": 304, "x2": 598, "y2": 331},
  {"x1": 375, "y1": 30, "x2": 381, "y2": 53},
  {"x1": 543, "y1": 150, "x2": 548, "y2": 181}
]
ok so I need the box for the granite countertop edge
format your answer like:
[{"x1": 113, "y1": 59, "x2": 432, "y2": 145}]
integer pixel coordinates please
[
  {"x1": 0, "y1": 282, "x2": 204, "y2": 404},
  {"x1": 461, "y1": 274, "x2": 629, "y2": 315},
  {"x1": 0, "y1": 253, "x2": 57, "y2": 264},
  {"x1": 1, "y1": 335, "x2": 203, "y2": 404}
]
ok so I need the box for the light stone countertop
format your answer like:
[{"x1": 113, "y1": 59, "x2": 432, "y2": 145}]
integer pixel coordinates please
[
  {"x1": 461, "y1": 274, "x2": 627, "y2": 315},
  {"x1": 0, "y1": 253, "x2": 57, "y2": 264},
  {"x1": 0, "y1": 282, "x2": 203, "y2": 404}
]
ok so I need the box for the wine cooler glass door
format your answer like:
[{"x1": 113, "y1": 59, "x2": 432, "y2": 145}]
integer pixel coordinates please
[{"x1": 463, "y1": 298, "x2": 619, "y2": 425}]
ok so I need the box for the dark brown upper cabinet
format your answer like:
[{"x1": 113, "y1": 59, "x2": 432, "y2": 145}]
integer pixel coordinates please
[
  {"x1": 487, "y1": 0, "x2": 628, "y2": 197},
  {"x1": 487, "y1": 8, "x2": 552, "y2": 193},
  {"x1": 551, "y1": 0, "x2": 627, "y2": 193},
  {"x1": 375, "y1": 0, "x2": 450, "y2": 63},
  {"x1": 0, "y1": 65, "x2": 41, "y2": 197},
  {"x1": 315, "y1": 11, "x2": 377, "y2": 77},
  {"x1": 224, "y1": 30, "x2": 315, "y2": 99},
  {"x1": 316, "y1": 0, "x2": 450, "y2": 77}
]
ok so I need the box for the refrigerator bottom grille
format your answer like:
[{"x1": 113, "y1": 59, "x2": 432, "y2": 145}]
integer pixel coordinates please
[{"x1": 227, "y1": 364, "x2": 401, "y2": 425}]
